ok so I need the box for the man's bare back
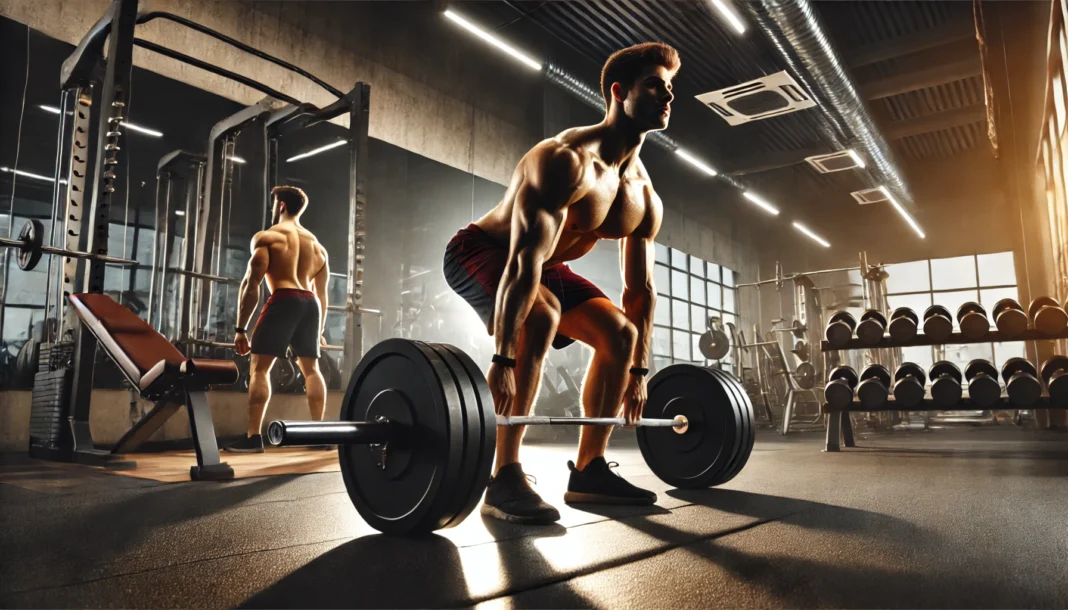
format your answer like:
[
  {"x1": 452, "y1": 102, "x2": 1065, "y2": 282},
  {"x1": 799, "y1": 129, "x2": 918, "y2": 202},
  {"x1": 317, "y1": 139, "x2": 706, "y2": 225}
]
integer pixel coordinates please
[
  {"x1": 474, "y1": 125, "x2": 663, "y2": 268},
  {"x1": 253, "y1": 223, "x2": 328, "y2": 292}
]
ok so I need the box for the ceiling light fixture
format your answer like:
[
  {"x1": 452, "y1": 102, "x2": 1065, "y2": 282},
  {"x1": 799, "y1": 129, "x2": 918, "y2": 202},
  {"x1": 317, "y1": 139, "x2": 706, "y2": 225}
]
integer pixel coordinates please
[
  {"x1": 847, "y1": 149, "x2": 866, "y2": 169},
  {"x1": 444, "y1": 10, "x2": 543, "y2": 71},
  {"x1": 878, "y1": 186, "x2": 926, "y2": 239},
  {"x1": 286, "y1": 140, "x2": 347, "y2": 163},
  {"x1": 675, "y1": 148, "x2": 718, "y2": 176},
  {"x1": 792, "y1": 221, "x2": 831, "y2": 248},
  {"x1": 40, "y1": 104, "x2": 163, "y2": 137},
  {"x1": 742, "y1": 191, "x2": 780, "y2": 215},
  {"x1": 709, "y1": 0, "x2": 747, "y2": 35}
]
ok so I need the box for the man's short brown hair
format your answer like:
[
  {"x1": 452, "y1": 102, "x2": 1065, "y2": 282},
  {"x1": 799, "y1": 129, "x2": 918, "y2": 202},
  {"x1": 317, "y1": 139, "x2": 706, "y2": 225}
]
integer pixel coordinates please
[
  {"x1": 271, "y1": 185, "x2": 308, "y2": 216},
  {"x1": 600, "y1": 42, "x2": 681, "y2": 108}
]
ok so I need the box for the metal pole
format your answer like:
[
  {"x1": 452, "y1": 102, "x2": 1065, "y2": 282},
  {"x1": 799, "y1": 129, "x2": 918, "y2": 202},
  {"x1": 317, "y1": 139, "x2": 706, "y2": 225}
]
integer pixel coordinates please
[
  {"x1": 344, "y1": 84, "x2": 370, "y2": 379},
  {"x1": 147, "y1": 173, "x2": 166, "y2": 329}
]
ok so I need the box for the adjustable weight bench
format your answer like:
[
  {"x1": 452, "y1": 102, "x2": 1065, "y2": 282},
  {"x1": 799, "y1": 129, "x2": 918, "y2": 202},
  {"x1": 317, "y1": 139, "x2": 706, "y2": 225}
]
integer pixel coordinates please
[{"x1": 69, "y1": 293, "x2": 236, "y2": 480}]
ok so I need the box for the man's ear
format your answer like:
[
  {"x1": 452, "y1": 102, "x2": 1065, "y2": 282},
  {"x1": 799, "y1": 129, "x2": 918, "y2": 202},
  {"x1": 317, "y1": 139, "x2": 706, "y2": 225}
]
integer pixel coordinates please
[
  {"x1": 611, "y1": 81, "x2": 626, "y2": 103},
  {"x1": 279, "y1": 203, "x2": 286, "y2": 216}
]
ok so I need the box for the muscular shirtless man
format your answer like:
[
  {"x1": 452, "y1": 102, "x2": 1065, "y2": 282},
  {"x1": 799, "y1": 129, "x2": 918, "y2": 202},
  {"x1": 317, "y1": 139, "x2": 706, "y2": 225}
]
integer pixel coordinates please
[
  {"x1": 443, "y1": 43, "x2": 677, "y2": 523},
  {"x1": 227, "y1": 186, "x2": 330, "y2": 453}
]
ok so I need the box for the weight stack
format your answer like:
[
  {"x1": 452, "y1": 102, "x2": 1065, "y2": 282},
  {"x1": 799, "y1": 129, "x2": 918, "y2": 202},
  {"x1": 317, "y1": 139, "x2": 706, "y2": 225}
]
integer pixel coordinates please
[{"x1": 28, "y1": 342, "x2": 75, "y2": 459}]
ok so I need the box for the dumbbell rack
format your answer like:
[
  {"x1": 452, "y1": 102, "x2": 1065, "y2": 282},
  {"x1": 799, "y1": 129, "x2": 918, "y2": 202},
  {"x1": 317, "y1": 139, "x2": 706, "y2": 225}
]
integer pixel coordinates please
[{"x1": 820, "y1": 326, "x2": 1068, "y2": 452}]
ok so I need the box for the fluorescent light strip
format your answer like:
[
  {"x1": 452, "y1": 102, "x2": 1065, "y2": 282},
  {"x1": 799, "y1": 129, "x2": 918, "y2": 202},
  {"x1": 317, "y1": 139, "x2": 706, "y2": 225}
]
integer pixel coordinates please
[
  {"x1": 709, "y1": 0, "x2": 746, "y2": 35},
  {"x1": 878, "y1": 186, "x2": 926, "y2": 239},
  {"x1": 675, "y1": 148, "x2": 718, "y2": 176},
  {"x1": 847, "y1": 149, "x2": 866, "y2": 169},
  {"x1": 0, "y1": 166, "x2": 62, "y2": 184},
  {"x1": 228, "y1": 156, "x2": 246, "y2": 164},
  {"x1": 792, "y1": 221, "x2": 831, "y2": 248},
  {"x1": 742, "y1": 191, "x2": 780, "y2": 215},
  {"x1": 40, "y1": 104, "x2": 163, "y2": 137},
  {"x1": 174, "y1": 209, "x2": 186, "y2": 216},
  {"x1": 444, "y1": 10, "x2": 542, "y2": 71},
  {"x1": 286, "y1": 140, "x2": 347, "y2": 163}
]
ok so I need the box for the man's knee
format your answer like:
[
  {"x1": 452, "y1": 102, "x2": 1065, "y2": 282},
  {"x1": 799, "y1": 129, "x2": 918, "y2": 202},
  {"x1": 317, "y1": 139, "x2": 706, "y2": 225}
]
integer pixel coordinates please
[
  {"x1": 250, "y1": 356, "x2": 275, "y2": 375},
  {"x1": 595, "y1": 318, "x2": 637, "y2": 359},
  {"x1": 524, "y1": 299, "x2": 561, "y2": 344}
]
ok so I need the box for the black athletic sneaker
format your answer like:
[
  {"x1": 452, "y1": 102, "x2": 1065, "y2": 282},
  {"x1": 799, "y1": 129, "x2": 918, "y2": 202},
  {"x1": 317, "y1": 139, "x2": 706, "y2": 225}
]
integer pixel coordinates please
[
  {"x1": 564, "y1": 457, "x2": 657, "y2": 505},
  {"x1": 480, "y1": 463, "x2": 561, "y2": 525},
  {"x1": 224, "y1": 434, "x2": 264, "y2": 453}
]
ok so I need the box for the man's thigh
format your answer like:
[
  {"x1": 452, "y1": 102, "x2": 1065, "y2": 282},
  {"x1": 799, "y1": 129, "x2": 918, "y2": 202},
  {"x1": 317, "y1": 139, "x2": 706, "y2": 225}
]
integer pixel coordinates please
[{"x1": 556, "y1": 297, "x2": 631, "y2": 351}]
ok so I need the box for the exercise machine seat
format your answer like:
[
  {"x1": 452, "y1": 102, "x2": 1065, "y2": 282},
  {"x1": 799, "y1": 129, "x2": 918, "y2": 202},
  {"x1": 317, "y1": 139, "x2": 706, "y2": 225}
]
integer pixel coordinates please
[{"x1": 69, "y1": 293, "x2": 238, "y2": 392}]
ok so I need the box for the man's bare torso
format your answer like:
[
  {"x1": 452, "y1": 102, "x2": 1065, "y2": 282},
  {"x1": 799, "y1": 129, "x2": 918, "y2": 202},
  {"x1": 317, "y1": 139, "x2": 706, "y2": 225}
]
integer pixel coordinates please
[
  {"x1": 474, "y1": 126, "x2": 662, "y2": 265},
  {"x1": 255, "y1": 223, "x2": 327, "y2": 292}
]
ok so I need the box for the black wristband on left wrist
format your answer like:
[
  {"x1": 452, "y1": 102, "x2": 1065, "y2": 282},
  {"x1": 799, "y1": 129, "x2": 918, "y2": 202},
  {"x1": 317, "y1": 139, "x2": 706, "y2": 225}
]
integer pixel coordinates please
[{"x1": 629, "y1": 367, "x2": 649, "y2": 377}]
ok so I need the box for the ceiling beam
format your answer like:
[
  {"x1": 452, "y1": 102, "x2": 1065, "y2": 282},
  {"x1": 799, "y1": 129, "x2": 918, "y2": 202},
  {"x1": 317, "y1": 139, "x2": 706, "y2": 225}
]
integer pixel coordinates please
[
  {"x1": 881, "y1": 104, "x2": 987, "y2": 140},
  {"x1": 860, "y1": 57, "x2": 983, "y2": 100},
  {"x1": 848, "y1": 19, "x2": 975, "y2": 68}
]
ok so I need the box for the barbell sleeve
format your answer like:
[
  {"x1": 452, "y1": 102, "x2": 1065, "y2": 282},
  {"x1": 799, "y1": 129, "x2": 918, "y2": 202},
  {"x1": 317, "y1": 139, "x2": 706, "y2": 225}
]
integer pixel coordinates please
[
  {"x1": 266, "y1": 420, "x2": 392, "y2": 447},
  {"x1": 498, "y1": 415, "x2": 688, "y2": 429}
]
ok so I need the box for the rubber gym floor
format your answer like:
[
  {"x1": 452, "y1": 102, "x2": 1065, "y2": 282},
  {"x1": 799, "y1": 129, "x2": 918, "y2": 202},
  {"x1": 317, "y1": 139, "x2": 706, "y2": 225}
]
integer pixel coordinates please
[{"x1": 1, "y1": 425, "x2": 1066, "y2": 609}]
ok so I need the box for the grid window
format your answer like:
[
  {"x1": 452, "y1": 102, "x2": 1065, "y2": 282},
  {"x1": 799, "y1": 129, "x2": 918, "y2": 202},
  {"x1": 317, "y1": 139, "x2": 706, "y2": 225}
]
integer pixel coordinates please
[{"x1": 670, "y1": 248, "x2": 687, "y2": 270}]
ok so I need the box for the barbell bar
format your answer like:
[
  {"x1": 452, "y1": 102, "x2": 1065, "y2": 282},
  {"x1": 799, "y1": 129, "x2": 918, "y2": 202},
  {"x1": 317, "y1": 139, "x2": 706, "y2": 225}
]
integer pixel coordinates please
[
  {"x1": 167, "y1": 267, "x2": 239, "y2": 284},
  {"x1": 2, "y1": 219, "x2": 138, "y2": 272}
]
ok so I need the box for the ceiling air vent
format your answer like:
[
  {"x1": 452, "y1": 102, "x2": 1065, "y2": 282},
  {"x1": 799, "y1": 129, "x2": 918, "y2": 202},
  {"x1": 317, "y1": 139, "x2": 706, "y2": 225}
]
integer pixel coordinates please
[
  {"x1": 696, "y1": 71, "x2": 816, "y2": 126},
  {"x1": 851, "y1": 187, "x2": 890, "y2": 205},
  {"x1": 806, "y1": 150, "x2": 864, "y2": 174}
]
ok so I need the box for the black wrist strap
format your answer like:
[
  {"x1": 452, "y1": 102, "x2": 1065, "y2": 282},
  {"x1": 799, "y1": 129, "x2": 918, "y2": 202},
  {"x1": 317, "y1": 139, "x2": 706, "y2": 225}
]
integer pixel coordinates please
[
  {"x1": 492, "y1": 354, "x2": 517, "y2": 368},
  {"x1": 630, "y1": 367, "x2": 649, "y2": 377},
  {"x1": 235, "y1": 327, "x2": 246, "y2": 334}
]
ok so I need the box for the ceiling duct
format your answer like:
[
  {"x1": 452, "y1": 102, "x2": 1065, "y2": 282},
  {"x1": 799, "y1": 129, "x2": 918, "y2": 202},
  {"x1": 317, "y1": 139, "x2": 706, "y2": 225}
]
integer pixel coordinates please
[{"x1": 744, "y1": 0, "x2": 916, "y2": 211}]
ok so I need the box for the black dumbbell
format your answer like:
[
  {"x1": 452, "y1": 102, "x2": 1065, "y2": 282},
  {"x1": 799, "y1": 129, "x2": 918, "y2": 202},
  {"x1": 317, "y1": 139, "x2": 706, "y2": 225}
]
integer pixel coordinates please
[
  {"x1": 964, "y1": 359, "x2": 1002, "y2": 407},
  {"x1": 856, "y1": 310, "x2": 887, "y2": 345},
  {"x1": 857, "y1": 364, "x2": 891, "y2": 409},
  {"x1": 1028, "y1": 296, "x2": 1068, "y2": 336},
  {"x1": 956, "y1": 302, "x2": 990, "y2": 340},
  {"x1": 892, "y1": 362, "x2": 927, "y2": 407},
  {"x1": 992, "y1": 298, "x2": 1028, "y2": 338},
  {"x1": 928, "y1": 361, "x2": 963, "y2": 407},
  {"x1": 923, "y1": 305, "x2": 954, "y2": 342},
  {"x1": 1001, "y1": 357, "x2": 1042, "y2": 406},
  {"x1": 824, "y1": 365, "x2": 858, "y2": 409},
  {"x1": 791, "y1": 340, "x2": 810, "y2": 362},
  {"x1": 825, "y1": 311, "x2": 857, "y2": 347},
  {"x1": 888, "y1": 307, "x2": 918, "y2": 342},
  {"x1": 1040, "y1": 355, "x2": 1068, "y2": 405}
]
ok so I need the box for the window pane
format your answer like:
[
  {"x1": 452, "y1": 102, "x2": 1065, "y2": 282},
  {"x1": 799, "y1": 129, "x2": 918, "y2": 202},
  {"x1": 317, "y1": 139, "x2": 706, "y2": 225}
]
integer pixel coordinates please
[
  {"x1": 901, "y1": 346, "x2": 934, "y2": 374},
  {"x1": 934, "y1": 289, "x2": 980, "y2": 328},
  {"x1": 977, "y1": 252, "x2": 1016, "y2": 286},
  {"x1": 707, "y1": 281, "x2": 722, "y2": 310},
  {"x1": 670, "y1": 248, "x2": 687, "y2": 270},
  {"x1": 885, "y1": 260, "x2": 931, "y2": 293},
  {"x1": 690, "y1": 275, "x2": 705, "y2": 305},
  {"x1": 655, "y1": 242, "x2": 669, "y2": 264},
  {"x1": 672, "y1": 329, "x2": 691, "y2": 361},
  {"x1": 691, "y1": 303, "x2": 707, "y2": 332},
  {"x1": 980, "y1": 287, "x2": 1019, "y2": 309},
  {"x1": 655, "y1": 263, "x2": 670, "y2": 297},
  {"x1": 887, "y1": 293, "x2": 933, "y2": 313},
  {"x1": 993, "y1": 341, "x2": 1027, "y2": 369},
  {"x1": 652, "y1": 325, "x2": 671, "y2": 357},
  {"x1": 931, "y1": 256, "x2": 977, "y2": 290},
  {"x1": 942, "y1": 342, "x2": 993, "y2": 372},
  {"x1": 692, "y1": 333, "x2": 703, "y2": 363},
  {"x1": 652, "y1": 356, "x2": 672, "y2": 376},
  {"x1": 722, "y1": 268, "x2": 735, "y2": 287},
  {"x1": 721, "y1": 313, "x2": 736, "y2": 330},
  {"x1": 689, "y1": 255, "x2": 704, "y2": 276},
  {"x1": 723, "y1": 288, "x2": 736, "y2": 313},
  {"x1": 671, "y1": 270, "x2": 689, "y2": 301},
  {"x1": 706, "y1": 262, "x2": 720, "y2": 282},
  {"x1": 672, "y1": 298, "x2": 689, "y2": 330},
  {"x1": 654, "y1": 297, "x2": 671, "y2": 326}
]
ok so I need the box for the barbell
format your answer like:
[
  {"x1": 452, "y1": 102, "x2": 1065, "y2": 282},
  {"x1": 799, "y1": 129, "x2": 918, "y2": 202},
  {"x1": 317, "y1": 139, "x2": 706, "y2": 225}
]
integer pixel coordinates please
[
  {"x1": 267, "y1": 338, "x2": 756, "y2": 535},
  {"x1": 1, "y1": 219, "x2": 138, "y2": 272}
]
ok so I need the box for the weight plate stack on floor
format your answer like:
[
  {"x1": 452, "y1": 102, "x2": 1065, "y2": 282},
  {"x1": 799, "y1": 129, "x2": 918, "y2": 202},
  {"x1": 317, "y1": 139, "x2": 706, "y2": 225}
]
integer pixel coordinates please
[
  {"x1": 29, "y1": 343, "x2": 74, "y2": 449},
  {"x1": 636, "y1": 364, "x2": 755, "y2": 488},
  {"x1": 338, "y1": 338, "x2": 472, "y2": 535}
]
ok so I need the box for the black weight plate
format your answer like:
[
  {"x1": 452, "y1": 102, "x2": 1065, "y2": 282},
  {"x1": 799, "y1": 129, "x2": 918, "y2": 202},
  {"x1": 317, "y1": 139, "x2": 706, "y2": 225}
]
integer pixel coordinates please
[
  {"x1": 437, "y1": 343, "x2": 496, "y2": 528},
  {"x1": 637, "y1": 364, "x2": 747, "y2": 488},
  {"x1": 338, "y1": 338, "x2": 466, "y2": 535},
  {"x1": 706, "y1": 367, "x2": 755, "y2": 483},
  {"x1": 425, "y1": 342, "x2": 486, "y2": 529},
  {"x1": 18, "y1": 219, "x2": 43, "y2": 271}
]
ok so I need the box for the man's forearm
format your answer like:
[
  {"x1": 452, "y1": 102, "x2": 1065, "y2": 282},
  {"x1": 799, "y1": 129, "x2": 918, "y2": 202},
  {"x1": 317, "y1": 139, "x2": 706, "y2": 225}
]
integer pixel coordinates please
[
  {"x1": 494, "y1": 268, "x2": 540, "y2": 358},
  {"x1": 236, "y1": 280, "x2": 260, "y2": 330},
  {"x1": 622, "y1": 289, "x2": 654, "y2": 368}
]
